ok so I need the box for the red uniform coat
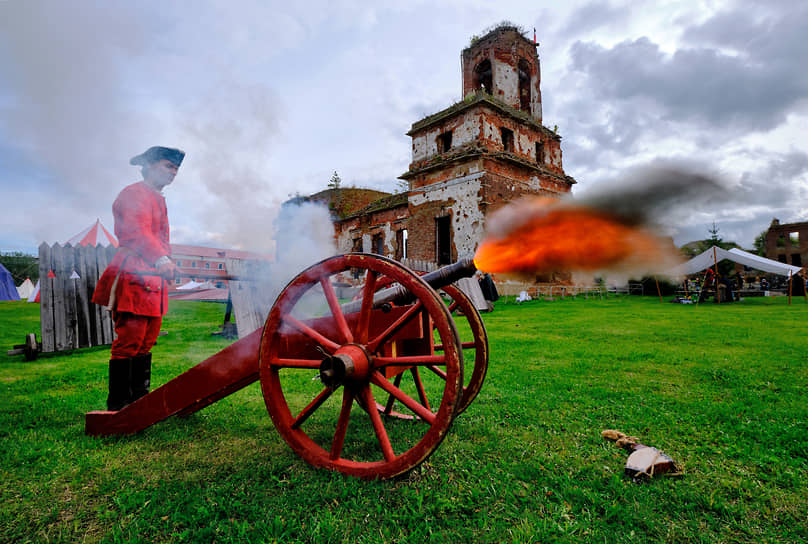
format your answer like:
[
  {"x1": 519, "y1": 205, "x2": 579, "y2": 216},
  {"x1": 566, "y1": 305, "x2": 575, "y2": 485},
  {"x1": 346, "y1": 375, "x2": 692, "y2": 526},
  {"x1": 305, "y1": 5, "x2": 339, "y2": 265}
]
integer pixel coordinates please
[{"x1": 92, "y1": 182, "x2": 170, "y2": 317}]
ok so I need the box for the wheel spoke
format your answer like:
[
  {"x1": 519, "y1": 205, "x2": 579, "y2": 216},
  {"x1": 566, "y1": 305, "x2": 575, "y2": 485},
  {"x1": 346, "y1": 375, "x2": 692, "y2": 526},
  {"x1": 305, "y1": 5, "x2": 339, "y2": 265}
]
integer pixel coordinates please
[
  {"x1": 373, "y1": 354, "x2": 446, "y2": 367},
  {"x1": 383, "y1": 373, "x2": 404, "y2": 415},
  {"x1": 366, "y1": 301, "x2": 423, "y2": 353},
  {"x1": 320, "y1": 276, "x2": 353, "y2": 344},
  {"x1": 371, "y1": 371, "x2": 436, "y2": 424},
  {"x1": 448, "y1": 301, "x2": 459, "y2": 313},
  {"x1": 282, "y1": 314, "x2": 340, "y2": 353},
  {"x1": 426, "y1": 365, "x2": 447, "y2": 380},
  {"x1": 293, "y1": 387, "x2": 334, "y2": 429},
  {"x1": 330, "y1": 388, "x2": 354, "y2": 460},
  {"x1": 356, "y1": 270, "x2": 378, "y2": 344},
  {"x1": 410, "y1": 367, "x2": 431, "y2": 412},
  {"x1": 270, "y1": 357, "x2": 323, "y2": 369},
  {"x1": 361, "y1": 385, "x2": 395, "y2": 461}
]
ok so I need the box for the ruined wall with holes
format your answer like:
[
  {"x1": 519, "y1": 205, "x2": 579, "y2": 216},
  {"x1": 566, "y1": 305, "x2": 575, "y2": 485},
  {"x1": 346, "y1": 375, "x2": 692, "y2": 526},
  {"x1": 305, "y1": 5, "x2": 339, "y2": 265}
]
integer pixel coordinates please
[
  {"x1": 407, "y1": 173, "x2": 487, "y2": 262},
  {"x1": 477, "y1": 111, "x2": 563, "y2": 173},
  {"x1": 411, "y1": 113, "x2": 481, "y2": 165},
  {"x1": 335, "y1": 204, "x2": 409, "y2": 258},
  {"x1": 462, "y1": 27, "x2": 542, "y2": 121},
  {"x1": 765, "y1": 219, "x2": 808, "y2": 267},
  {"x1": 408, "y1": 103, "x2": 563, "y2": 184},
  {"x1": 482, "y1": 158, "x2": 571, "y2": 197}
]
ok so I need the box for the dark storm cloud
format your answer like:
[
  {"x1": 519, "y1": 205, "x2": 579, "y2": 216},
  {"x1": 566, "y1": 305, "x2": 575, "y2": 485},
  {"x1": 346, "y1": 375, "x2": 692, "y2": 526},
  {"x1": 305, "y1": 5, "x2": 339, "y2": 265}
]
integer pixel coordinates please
[
  {"x1": 576, "y1": 162, "x2": 727, "y2": 227},
  {"x1": 683, "y1": 1, "x2": 808, "y2": 66},
  {"x1": 567, "y1": 2, "x2": 808, "y2": 134},
  {"x1": 569, "y1": 38, "x2": 805, "y2": 132},
  {"x1": 667, "y1": 149, "x2": 808, "y2": 245},
  {"x1": 736, "y1": 150, "x2": 808, "y2": 207}
]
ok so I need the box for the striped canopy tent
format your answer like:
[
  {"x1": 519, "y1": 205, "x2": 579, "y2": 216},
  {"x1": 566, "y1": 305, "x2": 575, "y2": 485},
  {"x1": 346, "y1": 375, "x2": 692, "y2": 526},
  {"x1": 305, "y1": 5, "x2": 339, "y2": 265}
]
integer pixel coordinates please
[{"x1": 66, "y1": 219, "x2": 118, "y2": 247}]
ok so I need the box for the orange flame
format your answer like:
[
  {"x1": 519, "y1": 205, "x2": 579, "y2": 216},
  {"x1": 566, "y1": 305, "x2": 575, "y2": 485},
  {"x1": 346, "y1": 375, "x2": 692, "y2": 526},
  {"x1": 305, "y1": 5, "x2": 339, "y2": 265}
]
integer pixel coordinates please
[{"x1": 474, "y1": 198, "x2": 680, "y2": 276}]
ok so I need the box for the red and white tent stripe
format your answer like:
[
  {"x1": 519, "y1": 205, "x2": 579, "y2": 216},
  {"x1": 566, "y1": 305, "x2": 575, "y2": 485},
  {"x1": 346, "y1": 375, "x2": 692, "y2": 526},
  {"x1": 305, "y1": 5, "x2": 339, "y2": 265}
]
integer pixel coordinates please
[{"x1": 66, "y1": 219, "x2": 118, "y2": 247}]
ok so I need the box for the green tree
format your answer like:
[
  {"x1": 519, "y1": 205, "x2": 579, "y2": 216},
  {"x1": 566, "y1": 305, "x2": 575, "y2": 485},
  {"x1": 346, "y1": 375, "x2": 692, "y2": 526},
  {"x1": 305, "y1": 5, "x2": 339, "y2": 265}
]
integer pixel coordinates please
[
  {"x1": 327, "y1": 171, "x2": 343, "y2": 216},
  {"x1": 753, "y1": 230, "x2": 768, "y2": 256},
  {"x1": 708, "y1": 221, "x2": 722, "y2": 246},
  {"x1": 0, "y1": 251, "x2": 39, "y2": 283},
  {"x1": 327, "y1": 171, "x2": 341, "y2": 191}
]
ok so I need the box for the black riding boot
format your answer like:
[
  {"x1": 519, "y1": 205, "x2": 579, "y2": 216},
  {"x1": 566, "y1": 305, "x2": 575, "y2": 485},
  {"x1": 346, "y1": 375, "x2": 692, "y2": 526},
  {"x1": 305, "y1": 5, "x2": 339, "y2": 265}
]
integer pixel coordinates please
[
  {"x1": 107, "y1": 358, "x2": 132, "y2": 411},
  {"x1": 130, "y1": 353, "x2": 152, "y2": 402}
]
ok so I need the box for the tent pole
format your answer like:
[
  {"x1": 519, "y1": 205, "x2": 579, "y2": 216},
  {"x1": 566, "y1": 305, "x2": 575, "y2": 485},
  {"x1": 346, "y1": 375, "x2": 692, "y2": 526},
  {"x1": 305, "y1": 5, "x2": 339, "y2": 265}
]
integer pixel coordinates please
[
  {"x1": 713, "y1": 246, "x2": 721, "y2": 304},
  {"x1": 788, "y1": 270, "x2": 792, "y2": 306}
]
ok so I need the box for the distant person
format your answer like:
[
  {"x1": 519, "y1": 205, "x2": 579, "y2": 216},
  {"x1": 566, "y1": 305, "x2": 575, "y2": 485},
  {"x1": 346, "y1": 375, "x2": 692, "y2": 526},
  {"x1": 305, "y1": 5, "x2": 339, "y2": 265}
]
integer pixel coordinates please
[
  {"x1": 792, "y1": 272, "x2": 806, "y2": 296},
  {"x1": 699, "y1": 268, "x2": 715, "y2": 302},
  {"x1": 760, "y1": 277, "x2": 769, "y2": 291},
  {"x1": 92, "y1": 146, "x2": 184, "y2": 411},
  {"x1": 718, "y1": 277, "x2": 733, "y2": 303},
  {"x1": 478, "y1": 272, "x2": 499, "y2": 304}
]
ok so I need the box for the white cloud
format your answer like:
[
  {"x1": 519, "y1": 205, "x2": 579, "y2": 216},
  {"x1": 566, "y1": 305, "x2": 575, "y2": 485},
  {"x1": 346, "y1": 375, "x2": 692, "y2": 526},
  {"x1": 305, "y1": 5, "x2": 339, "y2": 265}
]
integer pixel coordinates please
[{"x1": 0, "y1": 0, "x2": 805, "y2": 255}]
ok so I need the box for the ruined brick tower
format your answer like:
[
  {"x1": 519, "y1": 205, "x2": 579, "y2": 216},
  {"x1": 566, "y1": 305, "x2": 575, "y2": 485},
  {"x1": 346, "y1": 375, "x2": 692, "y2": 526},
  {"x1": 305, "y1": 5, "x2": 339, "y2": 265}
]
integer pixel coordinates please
[{"x1": 332, "y1": 25, "x2": 576, "y2": 265}]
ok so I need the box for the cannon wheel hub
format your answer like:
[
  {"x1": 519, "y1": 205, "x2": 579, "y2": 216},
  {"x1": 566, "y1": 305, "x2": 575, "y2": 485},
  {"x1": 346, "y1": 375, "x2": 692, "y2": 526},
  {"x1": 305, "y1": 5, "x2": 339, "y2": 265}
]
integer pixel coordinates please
[{"x1": 319, "y1": 344, "x2": 371, "y2": 388}]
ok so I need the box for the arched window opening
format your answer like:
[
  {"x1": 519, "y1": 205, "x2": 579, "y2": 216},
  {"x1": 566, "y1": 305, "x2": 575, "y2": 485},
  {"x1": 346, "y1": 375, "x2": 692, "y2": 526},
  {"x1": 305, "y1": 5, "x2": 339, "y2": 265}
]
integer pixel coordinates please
[
  {"x1": 518, "y1": 59, "x2": 531, "y2": 112},
  {"x1": 474, "y1": 60, "x2": 492, "y2": 94}
]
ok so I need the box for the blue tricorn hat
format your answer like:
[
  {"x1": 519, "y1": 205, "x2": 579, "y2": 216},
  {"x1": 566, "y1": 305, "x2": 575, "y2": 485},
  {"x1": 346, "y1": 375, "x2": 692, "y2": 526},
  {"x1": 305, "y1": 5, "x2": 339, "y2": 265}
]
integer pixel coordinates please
[{"x1": 130, "y1": 146, "x2": 185, "y2": 167}]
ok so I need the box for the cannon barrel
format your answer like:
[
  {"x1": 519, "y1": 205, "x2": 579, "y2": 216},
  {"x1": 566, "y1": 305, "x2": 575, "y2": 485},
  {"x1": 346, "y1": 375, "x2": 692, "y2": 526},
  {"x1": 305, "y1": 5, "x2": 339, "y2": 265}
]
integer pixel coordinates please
[{"x1": 340, "y1": 257, "x2": 477, "y2": 314}]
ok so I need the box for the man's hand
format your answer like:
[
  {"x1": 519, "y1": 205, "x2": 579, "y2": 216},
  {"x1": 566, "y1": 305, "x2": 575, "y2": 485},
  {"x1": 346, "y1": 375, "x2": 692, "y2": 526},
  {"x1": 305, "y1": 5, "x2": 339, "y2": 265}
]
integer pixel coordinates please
[{"x1": 156, "y1": 261, "x2": 179, "y2": 281}]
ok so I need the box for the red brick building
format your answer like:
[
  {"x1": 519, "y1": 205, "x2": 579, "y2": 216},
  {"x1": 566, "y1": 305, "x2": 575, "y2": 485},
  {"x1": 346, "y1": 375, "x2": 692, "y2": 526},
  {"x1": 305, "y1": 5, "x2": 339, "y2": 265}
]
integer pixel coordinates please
[
  {"x1": 331, "y1": 25, "x2": 577, "y2": 265},
  {"x1": 765, "y1": 219, "x2": 808, "y2": 267},
  {"x1": 169, "y1": 244, "x2": 269, "y2": 291}
]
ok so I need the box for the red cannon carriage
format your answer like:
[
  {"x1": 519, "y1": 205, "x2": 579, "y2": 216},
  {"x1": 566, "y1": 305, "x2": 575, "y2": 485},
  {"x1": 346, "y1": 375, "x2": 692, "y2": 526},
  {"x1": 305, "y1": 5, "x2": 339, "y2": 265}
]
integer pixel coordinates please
[{"x1": 86, "y1": 254, "x2": 489, "y2": 479}]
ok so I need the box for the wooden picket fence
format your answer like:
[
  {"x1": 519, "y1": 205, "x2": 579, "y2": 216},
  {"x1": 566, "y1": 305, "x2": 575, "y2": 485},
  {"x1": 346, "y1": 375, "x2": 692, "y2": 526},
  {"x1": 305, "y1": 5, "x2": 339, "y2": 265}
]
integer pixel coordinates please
[
  {"x1": 38, "y1": 243, "x2": 117, "y2": 353},
  {"x1": 400, "y1": 258, "x2": 437, "y2": 273}
]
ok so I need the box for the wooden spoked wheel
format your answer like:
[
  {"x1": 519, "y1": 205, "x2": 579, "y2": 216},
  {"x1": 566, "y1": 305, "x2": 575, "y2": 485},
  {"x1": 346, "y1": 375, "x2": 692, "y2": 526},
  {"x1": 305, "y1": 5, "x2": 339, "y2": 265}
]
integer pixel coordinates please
[
  {"x1": 258, "y1": 253, "x2": 463, "y2": 479},
  {"x1": 369, "y1": 283, "x2": 489, "y2": 419}
]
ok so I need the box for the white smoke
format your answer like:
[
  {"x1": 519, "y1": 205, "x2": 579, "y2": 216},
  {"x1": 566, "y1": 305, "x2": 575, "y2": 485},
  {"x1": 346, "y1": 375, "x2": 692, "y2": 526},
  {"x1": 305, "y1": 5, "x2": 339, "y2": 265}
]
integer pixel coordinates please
[{"x1": 265, "y1": 201, "x2": 337, "y2": 304}]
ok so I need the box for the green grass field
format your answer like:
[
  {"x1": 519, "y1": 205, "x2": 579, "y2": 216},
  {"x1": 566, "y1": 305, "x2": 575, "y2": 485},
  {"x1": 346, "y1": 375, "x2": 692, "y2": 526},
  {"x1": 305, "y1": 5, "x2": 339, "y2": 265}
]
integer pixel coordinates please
[{"x1": 1, "y1": 295, "x2": 806, "y2": 543}]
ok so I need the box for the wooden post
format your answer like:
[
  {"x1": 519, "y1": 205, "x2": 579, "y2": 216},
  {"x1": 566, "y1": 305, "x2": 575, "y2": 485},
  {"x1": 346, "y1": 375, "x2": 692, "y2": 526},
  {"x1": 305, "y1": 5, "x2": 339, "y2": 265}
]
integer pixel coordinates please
[
  {"x1": 654, "y1": 276, "x2": 663, "y2": 303},
  {"x1": 75, "y1": 244, "x2": 92, "y2": 348},
  {"x1": 63, "y1": 244, "x2": 79, "y2": 350},
  {"x1": 39, "y1": 243, "x2": 55, "y2": 353},
  {"x1": 51, "y1": 243, "x2": 68, "y2": 351},
  {"x1": 788, "y1": 270, "x2": 792, "y2": 306}
]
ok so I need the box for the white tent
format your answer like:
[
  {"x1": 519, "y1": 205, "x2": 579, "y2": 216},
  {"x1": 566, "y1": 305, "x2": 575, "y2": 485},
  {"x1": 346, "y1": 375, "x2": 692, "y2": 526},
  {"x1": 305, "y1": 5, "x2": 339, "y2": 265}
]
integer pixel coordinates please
[
  {"x1": 671, "y1": 246, "x2": 802, "y2": 277},
  {"x1": 27, "y1": 279, "x2": 40, "y2": 302},
  {"x1": 177, "y1": 280, "x2": 202, "y2": 290},
  {"x1": 176, "y1": 280, "x2": 217, "y2": 290},
  {"x1": 17, "y1": 278, "x2": 34, "y2": 299}
]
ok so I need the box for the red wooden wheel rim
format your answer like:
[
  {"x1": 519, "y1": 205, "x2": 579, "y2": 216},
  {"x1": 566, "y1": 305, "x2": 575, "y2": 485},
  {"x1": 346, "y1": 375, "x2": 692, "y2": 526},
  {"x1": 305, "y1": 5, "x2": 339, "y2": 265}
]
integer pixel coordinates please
[
  {"x1": 440, "y1": 284, "x2": 489, "y2": 414},
  {"x1": 258, "y1": 253, "x2": 463, "y2": 479}
]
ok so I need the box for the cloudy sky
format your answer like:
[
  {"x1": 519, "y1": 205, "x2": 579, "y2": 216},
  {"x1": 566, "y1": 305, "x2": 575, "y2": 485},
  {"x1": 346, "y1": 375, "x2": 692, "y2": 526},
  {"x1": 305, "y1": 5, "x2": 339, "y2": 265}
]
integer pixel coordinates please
[{"x1": 1, "y1": 0, "x2": 806, "y2": 256}]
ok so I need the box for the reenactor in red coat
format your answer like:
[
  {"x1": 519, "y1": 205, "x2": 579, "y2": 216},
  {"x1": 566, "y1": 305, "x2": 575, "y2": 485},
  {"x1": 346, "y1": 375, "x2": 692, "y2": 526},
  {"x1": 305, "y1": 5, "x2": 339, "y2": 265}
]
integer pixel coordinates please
[{"x1": 92, "y1": 146, "x2": 183, "y2": 411}]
